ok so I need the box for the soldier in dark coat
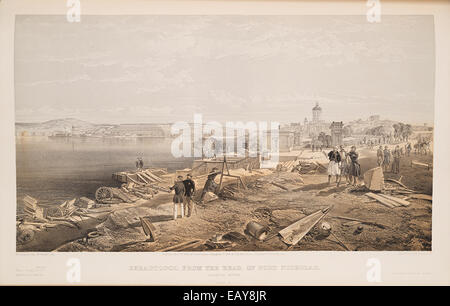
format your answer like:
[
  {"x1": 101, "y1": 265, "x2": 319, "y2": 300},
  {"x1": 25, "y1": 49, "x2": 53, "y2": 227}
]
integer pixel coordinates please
[
  {"x1": 391, "y1": 145, "x2": 401, "y2": 174},
  {"x1": 383, "y1": 146, "x2": 391, "y2": 172},
  {"x1": 170, "y1": 175, "x2": 185, "y2": 220},
  {"x1": 183, "y1": 174, "x2": 196, "y2": 217},
  {"x1": 348, "y1": 146, "x2": 361, "y2": 186}
]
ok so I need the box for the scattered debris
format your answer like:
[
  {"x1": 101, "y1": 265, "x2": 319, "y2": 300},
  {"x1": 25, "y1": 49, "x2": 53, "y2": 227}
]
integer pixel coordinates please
[
  {"x1": 408, "y1": 194, "x2": 432, "y2": 201},
  {"x1": 331, "y1": 215, "x2": 386, "y2": 229},
  {"x1": 271, "y1": 181, "x2": 289, "y2": 191},
  {"x1": 278, "y1": 206, "x2": 332, "y2": 246},
  {"x1": 366, "y1": 192, "x2": 398, "y2": 208},
  {"x1": 377, "y1": 193, "x2": 410, "y2": 207},
  {"x1": 353, "y1": 226, "x2": 364, "y2": 235},
  {"x1": 385, "y1": 178, "x2": 410, "y2": 190},
  {"x1": 23, "y1": 195, "x2": 44, "y2": 219},
  {"x1": 411, "y1": 160, "x2": 431, "y2": 170},
  {"x1": 77, "y1": 197, "x2": 96, "y2": 209},
  {"x1": 343, "y1": 220, "x2": 362, "y2": 227},
  {"x1": 245, "y1": 221, "x2": 269, "y2": 240},
  {"x1": 329, "y1": 232, "x2": 350, "y2": 250},
  {"x1": 157, "y1": 239, "x2": 204, "y2": 252},
  {"x1": 222, "y1": 231, "x2": 248, "y2": 243},
  {"x1": 140, "y1": 217, "x2": 156, "y2": 242},
  {"x1": 203, "y1": 192, "x2": 219, "y2": 203},
  {"x1": 317, "y1": 221, "x2": 332, "y2": 237},
  {"x1": 204, "y1": 234, "x2": 234, "y2": 249}
]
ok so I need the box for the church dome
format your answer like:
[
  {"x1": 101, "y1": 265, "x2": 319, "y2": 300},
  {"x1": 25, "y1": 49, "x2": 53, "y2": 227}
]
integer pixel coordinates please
[{"x1": 312, "y1": 102, "x2": 322, "y2": 111}]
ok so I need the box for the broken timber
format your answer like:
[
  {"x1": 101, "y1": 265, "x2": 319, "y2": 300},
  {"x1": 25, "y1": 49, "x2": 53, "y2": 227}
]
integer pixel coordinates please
[
  {"x1": 156, "y1": 239, "x2": 203, "y2": 252},
  {"x1": 377, "y1": 193, "x2": 410, "y2": 207},
  {"x1": 385, "y1": 178, "x2": 411, "y2": 190},
  {"x1": 408, "y1": 194, "x2": 432, "y2": 201},
  {"x1": 332, "y1": 216, "x2": 386, "y2": 229},
  {"x1": 411, "y1": 160, "x2": 431, "y2": 170},
  {"x1": 278, "y1": 206, "x2": 332, "y2": 245},
  {"x1": 366, "y1": 192, "x2": 398, "y2": 208},
  {"x1": 140, "y1": 217, "x2": 156, "y2": 241}
]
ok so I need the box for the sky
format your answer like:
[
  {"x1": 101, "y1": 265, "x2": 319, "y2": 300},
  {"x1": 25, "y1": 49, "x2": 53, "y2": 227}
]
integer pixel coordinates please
[{"x1": 14, "y1": 15, "x2": 435, "y2": 125}]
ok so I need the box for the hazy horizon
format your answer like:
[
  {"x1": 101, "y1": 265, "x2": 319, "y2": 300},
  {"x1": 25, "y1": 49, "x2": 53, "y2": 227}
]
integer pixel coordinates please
[{"x1": 15, "y1": 15, "x2": 435, "y2": 126}]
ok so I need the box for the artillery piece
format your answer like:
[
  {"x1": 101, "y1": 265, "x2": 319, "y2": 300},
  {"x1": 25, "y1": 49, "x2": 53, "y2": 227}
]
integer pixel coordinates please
[{"x1": 94, "y1": 168, "x2": 170, "y2": 204}]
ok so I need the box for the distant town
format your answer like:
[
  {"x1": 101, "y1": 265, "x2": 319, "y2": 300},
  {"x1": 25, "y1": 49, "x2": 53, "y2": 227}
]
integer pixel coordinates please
[{"x1": 15, "y1": 102, "x2": 433, "y2": 152}]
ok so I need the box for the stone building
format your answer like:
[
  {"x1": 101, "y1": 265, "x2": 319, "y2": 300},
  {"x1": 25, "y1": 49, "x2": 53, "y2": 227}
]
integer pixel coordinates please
[{"x1": 330, "y1": 121, "x2": 344, "y2": 147}]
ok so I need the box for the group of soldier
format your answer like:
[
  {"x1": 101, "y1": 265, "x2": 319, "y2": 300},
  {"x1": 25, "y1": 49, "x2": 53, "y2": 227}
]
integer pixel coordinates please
[
  {"x1": 377, "y1": 142, "x2": 411, "y2": 174},
  {"x1": 169, "y1": 174, "x2": 196, "y2": 220},
  {"x1": 168, "y1": 168, "x2": 221, "y2": 221},
  {"x1": 325, "y1": 145, "x2": 361, "y2": 187}
]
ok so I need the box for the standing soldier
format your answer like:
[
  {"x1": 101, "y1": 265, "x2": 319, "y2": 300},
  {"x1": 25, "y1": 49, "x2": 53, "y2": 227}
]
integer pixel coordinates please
[
  {"x1": 406, "y1": 142, "x2": 412, "y2": 156},
  {"x1": 169, "y1": 176, "x2": 185, "y2": 220},
  {"x1": 377, "y1": 146, "x2": 384, "y2": 167},
  {"x1": 348, "y1": 146, "x2": 361, "y2": 186},
  {"x1": 183, "y1": 174, "x2": 196, "y2": 217},
  {"x1": 392, "y1": 145, "x2": 401, "y2": 174},
  {"x1": 383, "y1": 146, "x2": 391, "y2": 172},
  {"x1": 327, "y1": 146, "x2": 341, "y2": 186}
]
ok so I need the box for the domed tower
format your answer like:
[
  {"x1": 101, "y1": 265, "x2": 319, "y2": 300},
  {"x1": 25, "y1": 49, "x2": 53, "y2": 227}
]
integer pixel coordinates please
[{"x1": 312, "y1": 102, "x2": 322, "y2": 123}]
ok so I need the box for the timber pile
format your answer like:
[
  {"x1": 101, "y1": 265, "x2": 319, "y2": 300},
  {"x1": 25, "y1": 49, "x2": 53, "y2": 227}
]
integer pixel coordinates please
[
  {"x1": 276, "y1": 160, "x2": 299, "y2": 172},
  {"x1": 278, "y1": 206, "x2": 333, "y2": 246},
  {"x1": 96, "y1": 169, "x2": 170, "y2": 203},
  {"x1": 365, "y1": 193, "x2": 410, "y2": 208},
  {"x1": 18, "y1": 195, "x2": 100, "y2": 234},
  {"x1": 364, "y1": 178, "x2": 431, "y2": 208},
  {"x1": 291, "y1": 161, "x2": 327, "y2": 174}
]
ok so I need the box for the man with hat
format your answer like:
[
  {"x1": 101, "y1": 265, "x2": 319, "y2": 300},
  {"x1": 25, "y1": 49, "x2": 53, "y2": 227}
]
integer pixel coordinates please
[
  {"x1": 200, "y1": 167, "x2": 220, "y2": 203},
  {"x1": 169, "y1": 175, "x2": 186, "y2": 220},
  {"x1": 183, "y1": 173, "x2": 196, "y2": 217}
]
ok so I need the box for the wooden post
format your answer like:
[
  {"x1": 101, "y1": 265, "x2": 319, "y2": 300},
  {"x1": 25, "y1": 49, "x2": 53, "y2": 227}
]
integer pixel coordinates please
[{"x1": 217, "y1": 156, "x2": 226, "y2": 192}]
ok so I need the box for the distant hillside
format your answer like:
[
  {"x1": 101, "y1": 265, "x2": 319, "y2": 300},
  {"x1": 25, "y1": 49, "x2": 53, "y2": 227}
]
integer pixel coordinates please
[{"x1": 16, "y1": 118, "x2": 96, "y2": 136}]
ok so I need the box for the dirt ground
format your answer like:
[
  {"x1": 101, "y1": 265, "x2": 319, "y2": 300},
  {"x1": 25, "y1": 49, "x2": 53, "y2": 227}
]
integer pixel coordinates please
[{"x1": 57, "y1": 148, "x2": 433, "y2": 252}]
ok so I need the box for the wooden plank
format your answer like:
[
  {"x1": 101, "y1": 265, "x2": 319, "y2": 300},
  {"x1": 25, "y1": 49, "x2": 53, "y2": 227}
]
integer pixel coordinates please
[
  {"x1": 279, "y1": 206, "x2": 332, "y2": 245},
  {"x1": 343, "y1": 220, "x2": 362, "y2": 227},
  {"x1": 144, "y1": 170, "x2": 163, "y2": 182},
  {"x1": 365, "y1": 192, "x2": 398, "y2": 208},
  {"x1": 411, "y1": 161, "x2": 430, "y2": 168},
  {"x1": 409, "y1": 194, "x2": 432, "y2": 201},
  {"x1": 140, "y1": 172, "x2": 156, "y2": 183},
  {"x1": 378, "y1": 193, "x2": 410, "y2": 207},
  {"x1": 156, "y1": 239, "x2": 202, "y2": 252},
  {"x1": 385, "y1": 178, "x2": 411, "y2": 190},
  {"x1": 331, "y1": 216, "x2": 386, "y2": 229},
  {"x1": 271, "y1": 182, "x2": 289, "y2": 191},
  {"x1": 136, "y1": 173, "x2": 150, "y2": 184}
]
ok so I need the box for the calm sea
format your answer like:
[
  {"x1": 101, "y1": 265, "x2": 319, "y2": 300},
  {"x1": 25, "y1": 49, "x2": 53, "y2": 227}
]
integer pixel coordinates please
[{"x1": 15, "y1": 136, "x2": 193, "y2": 211}]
